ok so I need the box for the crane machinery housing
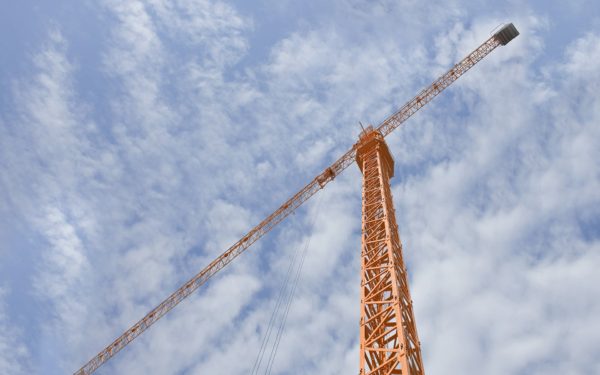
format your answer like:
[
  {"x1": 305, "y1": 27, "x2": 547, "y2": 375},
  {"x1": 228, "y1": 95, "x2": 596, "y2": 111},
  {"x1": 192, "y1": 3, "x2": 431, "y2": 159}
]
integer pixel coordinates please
[{"x1": 75, "y1": 23, "x2": 519, "y2": 375}]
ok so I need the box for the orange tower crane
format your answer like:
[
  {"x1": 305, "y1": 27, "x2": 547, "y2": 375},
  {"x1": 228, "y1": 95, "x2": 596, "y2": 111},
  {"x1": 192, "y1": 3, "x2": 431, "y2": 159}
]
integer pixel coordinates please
[{"x1": 75, "y1": 23, "x2": 519, "y2": 375}]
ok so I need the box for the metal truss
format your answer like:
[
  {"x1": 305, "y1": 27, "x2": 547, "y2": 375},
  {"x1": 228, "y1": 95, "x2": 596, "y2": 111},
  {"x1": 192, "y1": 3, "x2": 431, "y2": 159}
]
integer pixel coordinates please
[{"x1": 357, "y1": 129, "x2": 424, "y2": 375}]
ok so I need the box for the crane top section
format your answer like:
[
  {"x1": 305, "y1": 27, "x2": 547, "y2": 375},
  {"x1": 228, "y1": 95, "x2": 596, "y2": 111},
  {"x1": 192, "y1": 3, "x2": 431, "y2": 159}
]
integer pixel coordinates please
[
  {"x1": 494, "y1": 23, "x2": 519, "y2": 45},
  {"x1": 355, "y1": 127, "x2": 394, "y2": 178}
]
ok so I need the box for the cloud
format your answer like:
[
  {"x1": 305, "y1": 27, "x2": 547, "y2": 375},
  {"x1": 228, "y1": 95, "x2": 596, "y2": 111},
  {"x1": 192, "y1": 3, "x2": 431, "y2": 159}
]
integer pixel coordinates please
[
  {"x1": 1, "y1": 1, "x2": 599, "y2": 374},
  {"x1": 392, "y1": 18, "x2": 600, "y2": 375},
  {"x1": 1, "y1": 28, "x2": 106, "y2": 373}
]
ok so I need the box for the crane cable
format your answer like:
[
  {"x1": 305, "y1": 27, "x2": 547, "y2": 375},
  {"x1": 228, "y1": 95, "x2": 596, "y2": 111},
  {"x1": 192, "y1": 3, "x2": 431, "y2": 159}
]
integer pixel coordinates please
[
  {"x1": 251, "y1": 193, "x2": 323, "y2": 375},
  {"x1": 265, "y1": 193, "x2": 323, "y2": 375},
  {"x1": 250, "y1": 221, "x2": 303, "y2": 375}
]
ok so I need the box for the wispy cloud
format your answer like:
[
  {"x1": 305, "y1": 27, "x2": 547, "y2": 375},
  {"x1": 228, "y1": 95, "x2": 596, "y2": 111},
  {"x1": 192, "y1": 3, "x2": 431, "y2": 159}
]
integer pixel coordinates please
[
  {"x1": 2, "y1": 28, "x2": 103, "y2": 373},
  {"x1": 1, "y1": 1, "x2": 599, "y2": 374},
  {"x1": 393, "y1": 17, "x2": 600, "y2": 375}
]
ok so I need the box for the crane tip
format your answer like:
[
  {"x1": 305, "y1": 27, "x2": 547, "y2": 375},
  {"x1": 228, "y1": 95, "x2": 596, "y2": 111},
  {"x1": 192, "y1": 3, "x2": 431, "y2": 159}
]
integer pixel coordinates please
[{"x1": 494, "y1": 23, "x2": 519, "y2": 45}]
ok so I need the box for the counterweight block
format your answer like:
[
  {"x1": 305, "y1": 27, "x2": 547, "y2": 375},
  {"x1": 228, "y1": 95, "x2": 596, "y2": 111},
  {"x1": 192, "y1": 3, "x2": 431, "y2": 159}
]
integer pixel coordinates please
[{"x1": 494, "y1": 23, "x2": 519, "y2": 45}]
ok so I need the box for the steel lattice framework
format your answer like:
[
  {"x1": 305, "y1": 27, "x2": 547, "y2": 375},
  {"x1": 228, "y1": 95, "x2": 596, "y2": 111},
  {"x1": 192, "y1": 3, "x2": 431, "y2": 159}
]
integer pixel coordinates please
[
  {"x1": 74, "y1": 23, "x2": 519, "y2": 375},
  {"x1": 357, "y1": 130, "x2": 424, "y2": 375}
]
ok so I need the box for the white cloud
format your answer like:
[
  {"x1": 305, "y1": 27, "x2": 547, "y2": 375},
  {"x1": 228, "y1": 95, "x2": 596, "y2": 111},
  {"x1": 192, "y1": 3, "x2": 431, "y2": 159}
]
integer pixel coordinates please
[
  {"x1": 1, "y1": 1, "x2": 599, "y2": 374},
  {"x1": 393, "y1": 18, "x2": 600, "y2": 375},
  {"x1": 1, "y1": 28, "x2": 106, "y2": 372}
]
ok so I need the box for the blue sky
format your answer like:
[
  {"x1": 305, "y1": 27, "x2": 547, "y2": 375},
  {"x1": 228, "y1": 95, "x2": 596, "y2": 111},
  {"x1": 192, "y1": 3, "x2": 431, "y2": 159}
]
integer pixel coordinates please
[{"x1": 1, "y1": 1, "x2": 599, "y2": 374}]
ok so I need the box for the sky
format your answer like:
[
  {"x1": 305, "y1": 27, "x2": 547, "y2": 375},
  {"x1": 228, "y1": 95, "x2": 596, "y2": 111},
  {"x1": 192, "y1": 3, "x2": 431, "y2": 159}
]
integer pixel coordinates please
[{"x1": 1, "y1": 1, "x2": 599, "y2": 374}]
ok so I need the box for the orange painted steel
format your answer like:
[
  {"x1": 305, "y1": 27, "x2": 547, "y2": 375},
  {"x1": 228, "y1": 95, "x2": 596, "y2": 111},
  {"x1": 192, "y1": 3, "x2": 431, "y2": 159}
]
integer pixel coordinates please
[
  {"x1": 74, "y1": 24, "x2": 518, "y2": 375},
  {"x1": 357, "y1": 128, "x2": 424, "y2": 375}
]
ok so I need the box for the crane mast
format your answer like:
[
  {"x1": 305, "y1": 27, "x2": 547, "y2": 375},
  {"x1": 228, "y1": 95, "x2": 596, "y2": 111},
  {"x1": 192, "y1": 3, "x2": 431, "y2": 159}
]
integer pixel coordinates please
[
  {"x1": 75, "y1": 23, "x2": 519, "y2": 375},
  {"x1": 356, "y1": 128, "x2": 425, "y2": 374}
]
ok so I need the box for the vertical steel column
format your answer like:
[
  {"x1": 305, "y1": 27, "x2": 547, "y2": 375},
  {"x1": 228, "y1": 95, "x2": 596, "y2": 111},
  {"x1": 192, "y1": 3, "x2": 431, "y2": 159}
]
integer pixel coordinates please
[{"x1": 356, "y1": 129, "x2": 424, "y2": 375}]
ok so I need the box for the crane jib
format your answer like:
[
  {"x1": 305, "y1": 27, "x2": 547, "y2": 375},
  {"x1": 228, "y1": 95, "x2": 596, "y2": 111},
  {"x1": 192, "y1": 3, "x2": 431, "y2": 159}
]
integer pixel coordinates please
[{"x1": 74, "y1": 23, "x2": 519, "y2": 375}]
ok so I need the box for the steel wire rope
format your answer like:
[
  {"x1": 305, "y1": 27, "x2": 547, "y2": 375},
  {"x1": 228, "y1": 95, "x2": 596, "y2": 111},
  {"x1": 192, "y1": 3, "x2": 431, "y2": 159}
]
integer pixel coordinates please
[
  {"x1": 250, "y1": 224, "x2": 303, "y2": 375},
  {"x1": 263, "y1": 193, "x2": 323, "y2": 375},
  {"x1": 264, "y1": 234, "x2": 310, "y2": 375}
]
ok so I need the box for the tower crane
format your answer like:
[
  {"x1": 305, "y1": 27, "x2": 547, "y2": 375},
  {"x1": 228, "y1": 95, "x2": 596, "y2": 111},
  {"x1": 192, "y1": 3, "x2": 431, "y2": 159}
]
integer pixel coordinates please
[{"x1": 75, "y1": 23, "x2": 519, "y2": 375}]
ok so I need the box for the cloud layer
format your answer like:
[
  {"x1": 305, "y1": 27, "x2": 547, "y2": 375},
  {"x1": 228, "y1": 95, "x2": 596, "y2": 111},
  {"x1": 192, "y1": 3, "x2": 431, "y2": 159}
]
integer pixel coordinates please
[{"x1": 1, "y1": 1, "x2": 599, "y2": 374}]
